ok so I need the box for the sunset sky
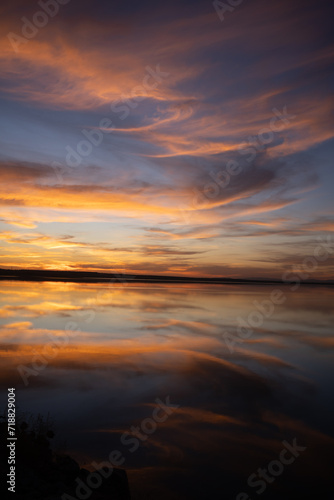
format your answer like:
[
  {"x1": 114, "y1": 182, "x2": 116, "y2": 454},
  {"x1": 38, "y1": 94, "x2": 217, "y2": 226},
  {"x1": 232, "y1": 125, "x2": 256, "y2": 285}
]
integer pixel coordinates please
[{"x1": 0, "y1": 0, "x2": 333, "y2": 278}]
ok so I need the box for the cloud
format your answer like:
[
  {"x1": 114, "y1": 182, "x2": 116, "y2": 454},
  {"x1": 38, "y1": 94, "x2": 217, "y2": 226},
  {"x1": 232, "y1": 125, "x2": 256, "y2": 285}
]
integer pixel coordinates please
[{"x1": 0, "y1": 0, "x2": 333, "y2": 277}]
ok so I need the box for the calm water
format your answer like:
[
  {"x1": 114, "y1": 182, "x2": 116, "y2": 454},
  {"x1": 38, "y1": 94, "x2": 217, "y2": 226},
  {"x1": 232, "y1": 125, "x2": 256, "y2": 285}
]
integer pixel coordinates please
[{"x1": 1, "y1": 281, "x2": 334, "y2": 499}]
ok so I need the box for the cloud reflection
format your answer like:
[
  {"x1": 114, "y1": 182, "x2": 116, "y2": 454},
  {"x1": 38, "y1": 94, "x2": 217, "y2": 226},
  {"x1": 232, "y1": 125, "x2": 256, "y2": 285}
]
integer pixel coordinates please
[{"x1": 0, "y1": 281, "x2": 333, "y2": 496}]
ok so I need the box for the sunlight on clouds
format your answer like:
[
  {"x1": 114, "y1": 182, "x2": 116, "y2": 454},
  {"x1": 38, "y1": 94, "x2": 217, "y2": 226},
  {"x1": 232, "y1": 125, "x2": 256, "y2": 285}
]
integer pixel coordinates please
[{"x1": 0, "y1": 0, "x2": 333, "y2": 277}]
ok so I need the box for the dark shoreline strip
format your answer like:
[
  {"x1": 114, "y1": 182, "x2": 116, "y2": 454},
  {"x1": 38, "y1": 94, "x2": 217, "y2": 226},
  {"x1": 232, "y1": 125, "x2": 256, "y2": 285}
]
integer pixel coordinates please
[{"x1": 0, "y1": 270, "x2": 333, "y2": 287}]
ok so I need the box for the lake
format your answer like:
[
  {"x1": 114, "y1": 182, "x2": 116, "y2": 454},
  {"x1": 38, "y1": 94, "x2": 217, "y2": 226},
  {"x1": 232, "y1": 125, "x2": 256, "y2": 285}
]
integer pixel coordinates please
[{"x1": 0, "y1": 280, "x2": 333, "y2": 499}]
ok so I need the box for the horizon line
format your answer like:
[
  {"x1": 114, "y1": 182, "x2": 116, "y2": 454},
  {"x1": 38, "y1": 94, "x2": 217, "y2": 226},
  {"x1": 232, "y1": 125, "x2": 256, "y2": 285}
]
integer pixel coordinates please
[{"x1": 0, "y1": 268, "x2": 333, "y2": 286}]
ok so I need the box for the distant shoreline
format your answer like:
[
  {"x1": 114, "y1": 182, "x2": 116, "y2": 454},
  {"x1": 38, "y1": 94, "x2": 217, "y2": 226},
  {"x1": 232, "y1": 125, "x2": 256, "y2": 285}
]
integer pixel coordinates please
[{"x1": 0, "y1": 269, "x2": 333, "y2": 286}]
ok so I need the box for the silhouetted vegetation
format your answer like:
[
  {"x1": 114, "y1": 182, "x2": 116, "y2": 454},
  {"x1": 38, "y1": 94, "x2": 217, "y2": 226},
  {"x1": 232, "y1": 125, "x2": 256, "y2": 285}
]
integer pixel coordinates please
[{"x1": 0, "y1": 413, "x2": 131, "y2": 499}]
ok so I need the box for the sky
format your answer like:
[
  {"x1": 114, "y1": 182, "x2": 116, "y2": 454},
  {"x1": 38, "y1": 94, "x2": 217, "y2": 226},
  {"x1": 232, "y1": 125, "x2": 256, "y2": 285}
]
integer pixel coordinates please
[{"x1": 0, "y1": 0, "x2": 333, "y2": 278}]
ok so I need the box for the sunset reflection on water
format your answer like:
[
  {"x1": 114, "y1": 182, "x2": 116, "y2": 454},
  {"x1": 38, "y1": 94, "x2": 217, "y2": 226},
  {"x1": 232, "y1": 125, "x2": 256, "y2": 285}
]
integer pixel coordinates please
[{"x1": 1, "y1": 281, "x2": 333, "y2": 499}]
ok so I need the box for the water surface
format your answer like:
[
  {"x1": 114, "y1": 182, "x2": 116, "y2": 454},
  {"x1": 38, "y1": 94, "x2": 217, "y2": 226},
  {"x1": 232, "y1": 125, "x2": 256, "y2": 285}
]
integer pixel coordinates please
[{"x1": 1, "y1": 281, "x2": 333, "y2": 499}]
